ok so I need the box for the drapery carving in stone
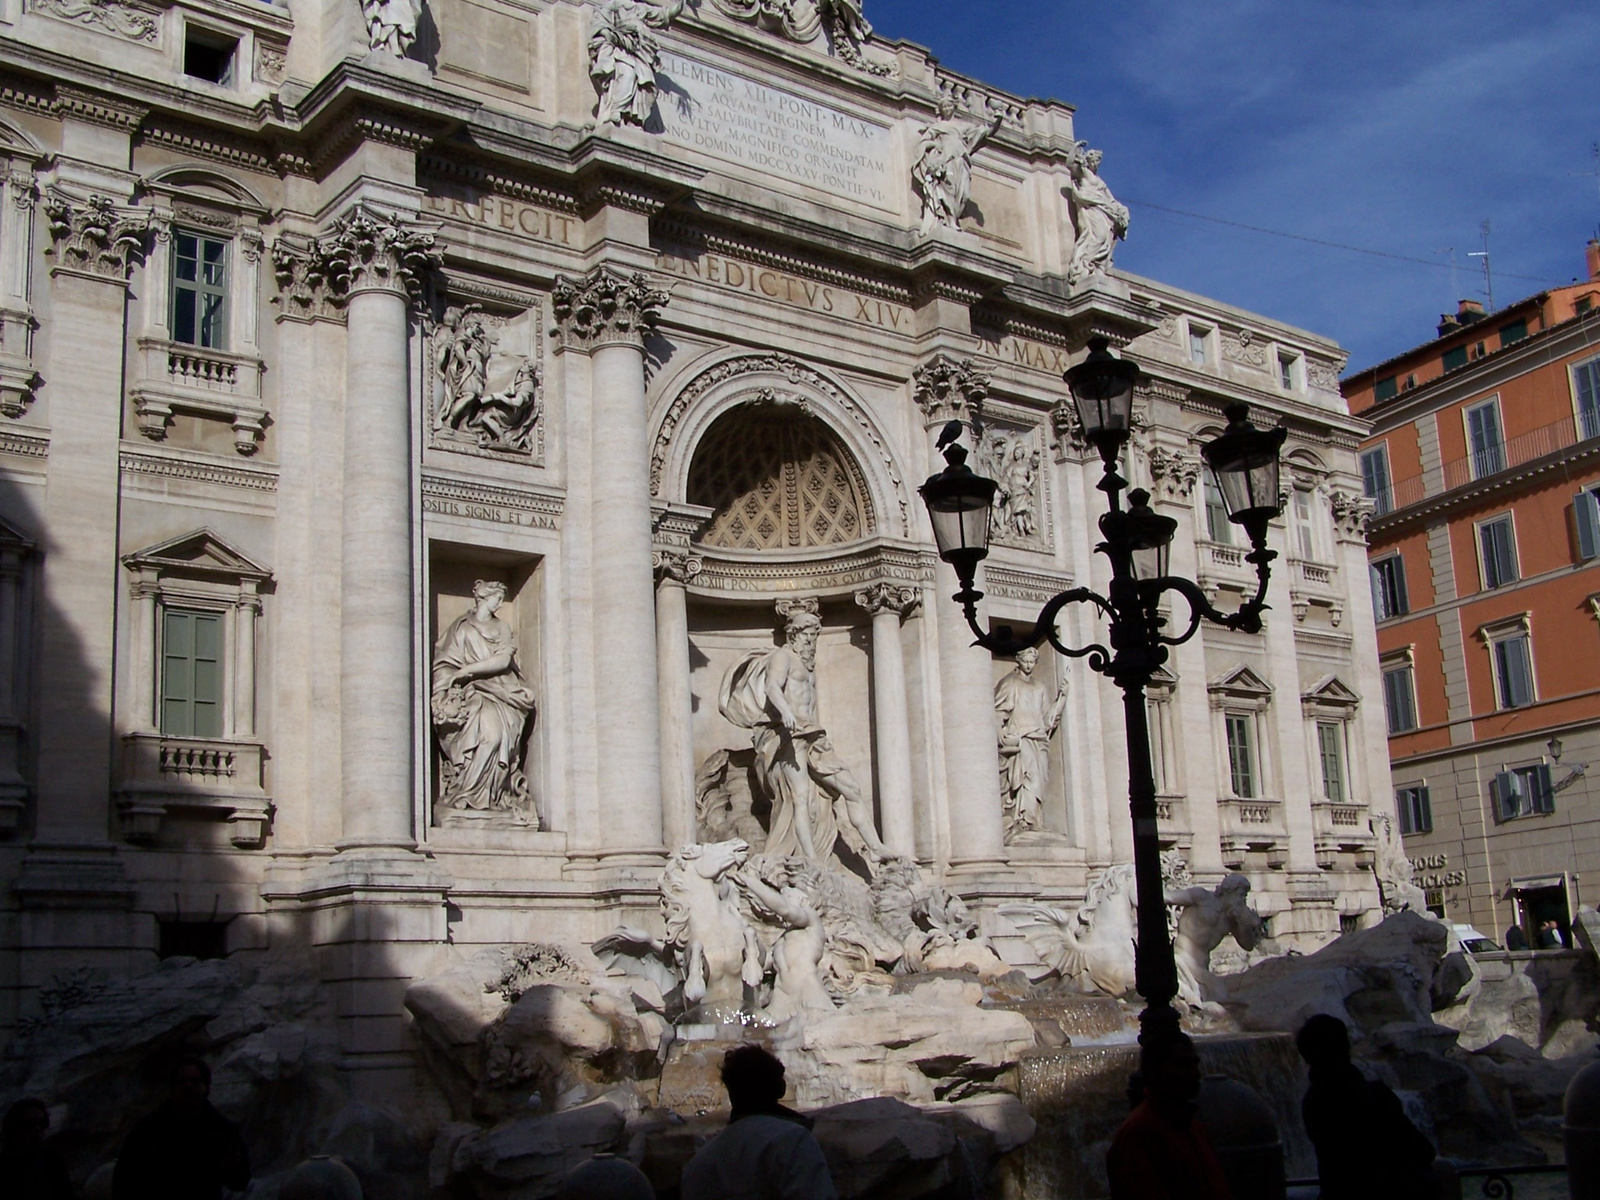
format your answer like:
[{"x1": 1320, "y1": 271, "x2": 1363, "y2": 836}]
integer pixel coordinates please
[
  {"x1": 1147, "y1": 446, "x2": 1201, "y2": 503},
  {"x1": 430, "y1": 580, "x2": 539, "y2": 826},
  {"x1": 912, "y1": 354, "x2": 988, "y2": 428},
  {"x1": 975, "y1": 428, "x2": 1044, "y2": 542},
  {"x1": 912, "y1": 97, "x2": 1003, "y2": 236},
  {"x1": 551, "y1": 266, "x2": 669, "y2": 352},
  {"x1": 994, "y1": 648, "x2": 1066, "y2": 842},
  {"x1": 589, "y1": 0, "x2": 684, "y2": 127},
  {"x1": 853, "y1": 581, "x2": 918, "y2": 619},
  {"x1": 320, "y1": 206, "x2": 441, "y2": 298},
  {"x1": 44, "y1": 193, "x2": 149, "y2": 280},
  {"x1": 362, "y1": 0, "x2": 422, "y2": 57},
  {"x1": 1064, "y1": 143, "x2": 1129, "y2": 287},
  {"x1": 27, "y1": 0, "x2": 159, "y2": 43},
  {"x1": 709, "y1": 0, "x2": 887, "y2": 75},
  {"x1": 688, "y1": 406, "x2": 871, "y2": 550},
  {"x1": 430, "y1": 305, "x2": 544, "y2": 456},
  {"x1": 717, "y1": 600, "x2": 890, "y2": 865}
]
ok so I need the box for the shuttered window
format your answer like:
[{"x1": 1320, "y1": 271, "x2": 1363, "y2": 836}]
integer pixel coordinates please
[
  {"x1": 1396, "y1": 785, "x2": 1432, "y2": 835},
  {"x1": 1479, "y1": 515, "x2": 1518, "y2": 589},
  {"x1": 1361, "y1": 446, "x2": 1392, "y2": 515},
  {"x1": 1492, "y1": 765, "x2": 1554, "y2": 822},
  {"x1": 1493, "y1": 634, "x2": 1535, "y2": 710},
  {"x1": 1370, "y1": 555, "x2": 1408, "y2": 620},
  {"x1": 1225, "y1": 714, "x2": 1255, "y2": 798},
  {"x1": 1317, "y1": 721, "x2": 1346, "y2": 802},
  {"x1": 1383, "y1": 666, "x2": 1417, "y2": 734},
  {"x1": 161, "y1": 609, "x2": 223, "y2": 738},
  {"x1": 1467, "y1": 401, "x2": 1506, "y2": 478},
  {"x1": 1574, "y1": 358, "x2": 1600, "y2": 441},
  {"x1": 1575, "y1": 485, "x2": 1600, "y2": 561}
]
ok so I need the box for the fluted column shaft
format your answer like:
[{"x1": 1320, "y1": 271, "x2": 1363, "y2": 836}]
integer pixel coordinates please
[{"x1": 856, "y1": 583, "x2": 918, "y2": 858}]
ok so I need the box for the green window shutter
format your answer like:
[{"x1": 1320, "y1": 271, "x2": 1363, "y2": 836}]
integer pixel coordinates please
[
  {"x1": 1578, "y1": 361, "x2": 1600, "y2": 440},
  {"x1": 1443, "y1": 346, "x2": 1469, "y2": 371},
  {"x1": 1374, "y1": 376, "x2": 1398, "y2": 402},
  {"x1": 161, "y1": 609, "x2": 224, "y2": 738},
  {"x1": 1226, "y1": 715, "x2": 1254, "y2": 798},
  {"x1": 1499, "y1": 319, "x2": 1528, "y2": 347},
  {"x1": 1577, "y1": 488, "x2": 1600, "y2": 561},
  {"x1": 1318, "y1": 722, "x2": 1345, "y2": 801}
]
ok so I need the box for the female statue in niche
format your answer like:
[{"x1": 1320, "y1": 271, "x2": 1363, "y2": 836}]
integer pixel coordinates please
[{"x1": 431, "y1": 580, "x2": 538, "y2": 823}]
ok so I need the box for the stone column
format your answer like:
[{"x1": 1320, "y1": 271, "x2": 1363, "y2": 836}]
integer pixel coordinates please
[
  {"x1": 913, "y1": 355, "x2": 1008, "y2": 874},
  {"x1": 234, "y1": 589, "x2": 259, "y2": 739},
  {"x1": 553, "y1": 267, "x2": 671, "y2": 861},
  {"x1": 855, "y1": 582, "x2": 920, "y2": 859},
  {"x1": 655, "y1": 549, "x2": 700, "y2": 849},
  {"x1": 328, "y1": 208, "x2": 440, "y2": 852}
]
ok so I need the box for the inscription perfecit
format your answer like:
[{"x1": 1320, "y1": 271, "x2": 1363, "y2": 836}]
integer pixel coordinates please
[
  {"x1": 655, "y1": 246, "x2": 910, "y2": 332},
  {"x1": 655, "y1": 49, "x2": 895, "y2": 209}
]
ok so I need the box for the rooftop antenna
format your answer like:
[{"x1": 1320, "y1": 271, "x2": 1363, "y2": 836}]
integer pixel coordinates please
[
  {"x1": 1435, "y1": 246, "x2": 1460, "y2": 308},
  {"x1": 1569, "y1": 141, "x2": 1600, "y2": 208},
  {"x1": 1467, "y1": 219, "x2": 1494, "y2": 313}
]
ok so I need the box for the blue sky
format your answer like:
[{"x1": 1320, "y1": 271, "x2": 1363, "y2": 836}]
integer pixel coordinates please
[{"x1": 865, "y1": 1, "x2": 1600, "y2": 373}]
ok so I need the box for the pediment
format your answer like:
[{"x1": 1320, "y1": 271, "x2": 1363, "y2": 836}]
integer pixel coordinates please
[
  {"x1": 1208, "y1": 664, "x2": 1273, "y2": 698},
  {"x1": 0, "y1": 513, "x2": 35, "y2": 551},
  {"x1": 1303, "y1": 674, "x2": 1360, "y2": 706},
  {"x1": 123, "y1": 528, "x2": 271, "y2": 582}
]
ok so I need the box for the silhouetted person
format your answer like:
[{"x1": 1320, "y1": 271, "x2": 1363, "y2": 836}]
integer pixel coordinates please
[
  {"x1": 2, "y1": 1098, "x2": 74, "y2": 1200},
  {"x1": 1297, "y1": 1014, "x2": 1435, "y2": 1200},
  {"x1": 112, "y1": 1057, "x2": 249, "y2": 1200},
  {"x1": 680, "y1": 1044, "x2": 836, "y2": 1200},
  {"x1": 1505, "y1": 925, "x2": 1528, "y2": 952},
  {"x1": 1106, "y1": 1029, "x2": 1232, "y2": 1200},
  {"x1": 1537, "y1": 920, "x2": 1565, "y2": 949}
]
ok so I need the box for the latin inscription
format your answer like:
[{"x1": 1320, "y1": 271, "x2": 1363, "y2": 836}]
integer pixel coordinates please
[
  {"x1": 655, "y1": 50, "x2": 895, "y2": 209},
  {"x1": 423, "y1": 496, "x2": 559, "y2": 530},
  {"x1": 655, "y1": 246, "x2": 910, "y2": 332},
  {"x1": 423, "y1": 190, "x2": 577, "y2": 247},
  {"x1": 977, "y1": 334, "x2": 1071, "y2": 374}
]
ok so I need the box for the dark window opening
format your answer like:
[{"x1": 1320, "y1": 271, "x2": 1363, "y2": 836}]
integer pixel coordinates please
[
  {"x1": 1396, "y1": 785, "x2": 1432, "y2": 834},
  {"x1": 1499, "y1": 319, "x2": 1528, "y2": 347},
  {"x1": 158, "y1": 919, "x2": 230, "y2": 960},
  {"x1": 184, "y1": 29, "x2": 238, "y2": 86},
  {"x1": 1339, "y1": 915, "x2": 1360, "y2": 935},
  {"x1": 1374, "y1": 376, "x2": 1398, "y2": 402},
  {"x1": 1442, "y1": 345, "x2": 1469, "y2": 372}
]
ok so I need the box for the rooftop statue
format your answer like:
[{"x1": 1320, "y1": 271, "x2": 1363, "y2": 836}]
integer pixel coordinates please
[
  {"x1": 361, "y1": 0, "x2": 421, "y2": 57},
  {"x1": 590, "y1": 0, "x2": 685, "y2": 128},
  {"x1": 912, "y1": 97, "x2": 1004, "y2": 236},
  {"x1": 1064, "y1": 143, "x2": 1130, "y2": 285}
]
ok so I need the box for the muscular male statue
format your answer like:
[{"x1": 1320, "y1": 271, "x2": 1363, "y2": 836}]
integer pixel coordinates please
[
  {"x1": 720, "y1": 607, "x2": 890, "y2": 865},
  {"x1": 1165, "y1": 873, "x2": 1265, "y2": 1005}
]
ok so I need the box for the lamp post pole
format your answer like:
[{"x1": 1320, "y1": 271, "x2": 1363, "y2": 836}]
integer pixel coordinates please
[{"x1": 920, "y1": 338, "x2": 1286, "y2": 1044}]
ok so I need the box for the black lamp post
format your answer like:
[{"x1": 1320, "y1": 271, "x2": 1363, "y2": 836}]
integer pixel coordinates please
[{"x1": 919, "y1": 336, "x2": 1287, "y2": 1042}]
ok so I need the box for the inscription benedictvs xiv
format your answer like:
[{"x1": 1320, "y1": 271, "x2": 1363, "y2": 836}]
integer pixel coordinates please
[{"x1": 655, "y1": 49, "x2": 896, "y2": 210}]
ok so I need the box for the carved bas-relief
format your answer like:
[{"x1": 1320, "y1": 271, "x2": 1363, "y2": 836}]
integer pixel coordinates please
[
  {"x1": 710, "y1": 0, "x2": 889, "y2": 75},
  {"x1": 975, "y1": 426, "x2": 1047, "y2": 545},
  {"x1": 912, "y1": 97, "x2": 1004, "y2": 237},
  {"x1": 428, "y1": 304, "x2": 544, "y2": 459},
  {"x1": 1064, "y1": 143, "x2": 1128, "y2": 287},
  {"x1": 994, "y1": 648, "x2": 1066, "y2": 842},
  {"x1": 589, "y1": 0, "x2": 684, "y2": 128},
  {"x1": 362, "y1": 0, "x2": 422, "y2": 57},
  {"x1": 431, "y1": 579, "x2": 539, "y2": 826},
  {"x1": 26, "y1": 0, "x2": 159, "y2": 44}
]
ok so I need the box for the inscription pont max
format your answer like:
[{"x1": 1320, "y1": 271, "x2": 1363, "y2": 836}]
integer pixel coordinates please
[{"x1": 656, "y1": 50, "x2": 895, "y2": 209}]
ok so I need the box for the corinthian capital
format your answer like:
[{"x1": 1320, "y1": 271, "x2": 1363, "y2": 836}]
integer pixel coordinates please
[
  {"x1": 318, "y1": 206, "x2": 441, "y2": 298},
  {"x1": 551, "y1": 266, "x2": 670, "y2": 352},
  {"x1": 653, "y1": 548, "x2": 703, "y2": 586},
  {"x1": 912, "y1": 353, "x2": 988, "y2": 428},
  {"x1": 854, "y1": 582, "x2": 920, "y2": 619},
  {"x1": 44, "y1": 193, "x2": 150, "y2": 280}
]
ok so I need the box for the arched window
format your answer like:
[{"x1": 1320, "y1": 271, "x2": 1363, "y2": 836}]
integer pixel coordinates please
[{"x1": 688, "y1": 405, "x2": 872, "y2": 550}]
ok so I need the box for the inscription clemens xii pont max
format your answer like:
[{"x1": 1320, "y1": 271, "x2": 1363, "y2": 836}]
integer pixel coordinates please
[{"x1": 656, "y1": 50, "x2": 895, "y2": 208}]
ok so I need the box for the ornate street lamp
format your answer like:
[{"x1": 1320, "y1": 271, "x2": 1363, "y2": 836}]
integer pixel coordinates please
[{"x1": 920, "y1": 336, "x2": 1287, "y2": 1042}]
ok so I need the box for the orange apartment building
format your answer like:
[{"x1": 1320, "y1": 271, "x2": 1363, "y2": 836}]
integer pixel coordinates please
[{"x1": 1347, "y1": 241, "x2": 1600, "y2": 943}]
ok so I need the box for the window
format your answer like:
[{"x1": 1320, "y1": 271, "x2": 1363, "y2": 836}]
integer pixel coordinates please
[
  {"x1": 172, "y1": 232, "x2": 227, "y2": 349},
  {"x1": 1479, "y1": 514, "x2": 1518, "y2": 589},
  {"x1": 1361, "y1": 445, "x2": 1393, "y2": 515},
  {"x1": 1580, "y1": 297, "x2": 1595, "y2": 316},
  {"x1": 184, "y1": 28, "x2": 238, "y2": 85},
  {"x1": 1575, "y1": 357, "x2": 1600, "y2": 441},
  {"x1": 1383, "y1": 665, "x2": 1417, "y2": 733},
  {"x1": 159, "y1": 919, "x2": 229, "y2": 960},
  {"x1": 1499, "y1": 319, "x2": 1528, "y2": 347},
  {"x1": 1204, "y1": 477, "x2": 1232, "y2": 544},
  {"x1": 1575, "y1": 483, "x2": 1600, "y2": 561},
  {"x1": 1278, "y1": 353, "x2": 1297, "y2": 391},
  {"x1": 1370, "y1": 555, "x2": 1408, "y2": 620},
  {"x1": 1466, "y1": 400, "x2": 1505, "y2": 478},
  {"x1": 1225, "y1": 713, "x2": 1256, "y2": 798},
  {"x1": 1189, "y1": 326, "x2": 1209, "y2": 365},
  {"x1": 1396, "y1": 785, "x2": 1433, "y2": 835},
  {"x1": 1317, "y1": 721, "x2": 1346, "y2": 801},
  {"x1": 1443, "y1": 345, "x2": 1470, "y2": 372},
  {"x1": 1291, "y1": 489, "x2": 1317, "y2": 559},
  {"x1": 1374, "y1": 376, "x2": 1398, "y2": 403},
  {"x1": 1492, "y1": 764, "x2": 1554, "y2": 822},
  {"x1": 161, "y1": 608, "x2": 223, "y2": 738},
  {"x1": 1493, "y1": 632, "x2": 1535, "y2": 709}
]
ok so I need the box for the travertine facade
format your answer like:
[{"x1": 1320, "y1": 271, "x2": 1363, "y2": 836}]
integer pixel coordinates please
[{"x1": 0, "y1": 0, "x2": 1388, "y2": 1096}]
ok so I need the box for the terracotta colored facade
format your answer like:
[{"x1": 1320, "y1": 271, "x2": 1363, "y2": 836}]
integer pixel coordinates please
[{"x1": 1348, "y1": 242, "x2": 1600, "y2": 942}]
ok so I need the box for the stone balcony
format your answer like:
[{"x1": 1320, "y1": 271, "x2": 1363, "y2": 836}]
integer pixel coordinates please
[
  {"x1": 1153, "y1": 795, "x2": 1192, "y2": 851},
  {"x1": 1289, "y1": 557, "x2": 1344, "y2": 626},
  {"x1": 117, "y1": 732, "x2": 271, "y2": 847},
  {"x1": 1312, "y1": 800, "x2": 1376, "y2": 870},
  {"x1": 128, "y1": 337, "x2": 268, "y2": 454},
  {"x1": 1217, "y1": 796, "x2": 1287, "y2": 870},
  {"x1": 1195, "y1": 540, "x2": 1256, "y2": 602}
]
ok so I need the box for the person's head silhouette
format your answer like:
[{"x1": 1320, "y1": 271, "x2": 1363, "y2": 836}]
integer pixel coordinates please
[
  {"x1": 1296, "y1": 1013, "x2": 1353, "y2": 1075},
  {"x1": 1138, "y1": 1029, "x2": 1201, "y2": 1117},
  {"x1": 720, "y1": 1045, "x2": 786, "y2": 1116},
  {"x1": 2, "y1": 1097, "x2": 49, "y2": 1153},
  {"x1": 169, "y1": 1055, "x2": 212, "y2": 1108}
]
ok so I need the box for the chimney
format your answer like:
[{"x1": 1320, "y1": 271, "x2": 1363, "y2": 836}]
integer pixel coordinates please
[
  {"x1": 1437, "y1": 312, "x2": 1461, "y2": 337},
  {"x1": 1458, "y1": 299, "x2": 1486, "y2": 323},
  {"x1": 1587, "y1": 238, "x2": 1600, "y2": 281}
]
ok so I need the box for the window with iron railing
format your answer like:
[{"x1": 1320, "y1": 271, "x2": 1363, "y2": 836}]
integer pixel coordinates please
[
  {"x1": 1466, "y1": 399, "x2": 1506, "y2": 479},
  {"x1": 1361, "y1": 446, "x2": 1392, "y2": 515},
  {"x1": 1575, "y1": 357, "x2": 1600, "y2": 442}
]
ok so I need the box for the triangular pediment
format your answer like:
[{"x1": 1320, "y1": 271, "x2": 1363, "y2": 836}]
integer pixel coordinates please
[
  {"x1": 1208, "y1": 664, "x2": 1273, "y2": 698},
  {"x1": 0, "y1": 513, "x2": 35, "y2": 551},
  {"x1": 123, "y1": 528, "x2": 271, "y2": 581},
  {"x1": 1303, "y1": 674, "x2": 1360, "y2": 706}
]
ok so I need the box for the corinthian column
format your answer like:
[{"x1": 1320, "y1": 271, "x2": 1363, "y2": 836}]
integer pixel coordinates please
[
  {"x1": 554, "y1": 267, "x2": 671, "y2": 861},
  {"x1": 328, "y1": 208, "x2": 440, "y2": 851},
  {"x1": 854, "y1": 582, "x2": 920, "y2": 858},
  {"x1": 655, "y1": 549, "x2": 701, "y2": 850},
  {"x1": 913, "y1": 354, "x2": 1007, "y2": 874}
]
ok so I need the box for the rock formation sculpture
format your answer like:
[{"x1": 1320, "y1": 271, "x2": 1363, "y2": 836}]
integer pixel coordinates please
[
  {"x1": 912, "y1": 97, "x2": 1003, "y2": 236},
  {"x1": 1000, "y1": 864, "x2": 1140, "y2": 995},
  {"x1": 993, "y1": 648, "x2": 1067, "y2": 840},
  {"x1": 718, "y1": 600, "x2": 891, "y2": 864},
  {"x1": 1064, "y1": 143, "x2": 1129, "y2": 286},
  {"x1": 589, "y1": 0, "x2": 684, "y2": 127},
  {"x1": 361, "y1": 0, "x2": 421, "y2": 57},
  {"x1": 430, "y1": 580, "x2": 538, "y2": 822},
  {"x1": 1165, "y1": 872, "x2": 1265, "y2": 1005}
]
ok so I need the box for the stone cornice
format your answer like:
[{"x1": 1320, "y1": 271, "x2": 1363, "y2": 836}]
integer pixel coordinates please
[
  {"x1": 687, "y1": 538, "x2": 934, "y2": 600},
  {"x1": 418, "y1": 155, "x2": 581, "y2": 215},
  {"x1": 653, "y1": 217, "x2": 913, "y2": 305}
]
